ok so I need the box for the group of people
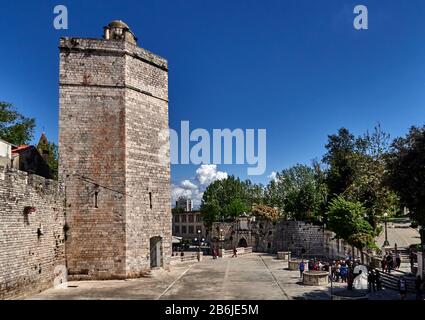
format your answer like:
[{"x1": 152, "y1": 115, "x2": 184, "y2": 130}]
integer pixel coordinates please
[
  {"x1": 298, "y1": 258, "x2": 362, "y2": 289},
  {"x1": 380, "y1": 251, "x2": 401, "y2": 273},
  {"x1": 366, "y1": 269, "x2": 383, "y2": 292},
  {"x1": 297, "y1": 255, "x2": 424, "y2": 300}
]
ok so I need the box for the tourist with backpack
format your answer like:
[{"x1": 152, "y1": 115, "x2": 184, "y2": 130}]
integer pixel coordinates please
[
  {"x1": 375, "y1": 270, "x2": 382, "y2": 291},
  {"x1": 398, "y1": 276, "x2": 407, "y2": 300}
]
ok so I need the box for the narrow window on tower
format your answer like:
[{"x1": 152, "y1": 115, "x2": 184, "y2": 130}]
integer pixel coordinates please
[
  {"x1": 149, "y1": 192, "x2": 152, "y2": 209},
  {"x1": 94, "y1": 191, "x2": 99, "y2": 208}
]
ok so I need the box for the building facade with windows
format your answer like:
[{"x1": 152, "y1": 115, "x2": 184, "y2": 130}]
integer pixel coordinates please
[
  {"x1": 175, "y1": 197, "x2": 193, "y2": 212},
  {"x1": 172, "y1": 211, "x2": 206, "y2": 241}
]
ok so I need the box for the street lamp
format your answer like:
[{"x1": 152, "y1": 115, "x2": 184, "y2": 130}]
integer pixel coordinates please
[
  {"x1": 220, "y1": 228, "x2": 224, "y2": 250},
  {"x1": 383, "y1": 212, "x2": 390, "y2": 247},
  {"x1": 197, "y1": 229, "x2": 202, "y2": 252}
]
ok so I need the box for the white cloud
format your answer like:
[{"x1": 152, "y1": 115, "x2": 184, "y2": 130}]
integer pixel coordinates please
[
  {"x1": 172, "y1": 165, "x2": 228, "y2": 209},
  {"x1": 268, "y1": 171, "x2": 277, "y2": 182},
  {"x1": 172, "y1": 185, "x2": 194, "y2": 201},
  {"x1": 181, "y1": 179, "x2": 198, "y2": 190},
  {"x1": 196, "y1": 164, "x2": 228, "y2": 186}
]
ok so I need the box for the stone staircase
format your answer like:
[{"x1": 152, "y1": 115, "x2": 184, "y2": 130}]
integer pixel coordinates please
[
  {"x1": 398, "y1": 248, "x2": 411, "y2": 263},
  {"x1": 375, "y1": 269, "x2": 416, "y2": 293}
]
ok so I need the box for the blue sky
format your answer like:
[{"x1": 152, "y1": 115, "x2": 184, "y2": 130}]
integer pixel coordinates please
[{"x1": 1, "y1": 0, "x2": 425, "y2": 205}]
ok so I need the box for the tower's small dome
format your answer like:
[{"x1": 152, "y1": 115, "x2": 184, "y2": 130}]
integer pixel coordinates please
[
  {"x1": 108, "y1": 20, "x2": 130, "y2": 29},
  {"x1": 103, "y1": 20, "x2": 137, "y2": 45}
]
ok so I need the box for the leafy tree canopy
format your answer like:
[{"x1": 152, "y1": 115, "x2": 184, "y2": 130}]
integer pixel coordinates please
[
  {"x1": 265, "y1": 164, "x2": 327, "y2": 222},
  {"x1": 327, "y1": 196, "x2": 375, "y2": 248},
  {"x1": 201, "y1": 176, "x2": 261, "y2": 223},
  {"x1": 37, "y1": 134, "x2": 58, "y2": 180},
  {"x1": 386, "y1": 125, "x2": 425, "y2": 240},
  {"x1": 324, "y1": 125, "x2": 399, "y2": 231},
  {"x1": 0, "y1": 102, "x2": 35, "y2": 145}
]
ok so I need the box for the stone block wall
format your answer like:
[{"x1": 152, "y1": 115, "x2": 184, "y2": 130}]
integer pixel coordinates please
[
  {"x1": 124, "y1": 45, "x2": 171, "y2": 274},
  {"x1": 210, "y1": 220, "x2": 326, "y2": 256},
  {"x1": 59, "y1": 50, "x2": 127, "y2": 279},
  {"x1": 59, "y1": 36, "x2": 171, "y2": 279},
  {"x1": 0, "y1": 167, "x2": 65, "y2": 299},
  {"x1": 274, "y1": 221, "x2": 325, "y2": 257}
]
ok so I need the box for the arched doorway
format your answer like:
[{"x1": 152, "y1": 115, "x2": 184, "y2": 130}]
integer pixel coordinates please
[
  {"x1": 150, "y1": 236, "x2": 163, "y2": 268},
  {"x1": 238, "y1": 238, "x2": 248, "y2": 248}
]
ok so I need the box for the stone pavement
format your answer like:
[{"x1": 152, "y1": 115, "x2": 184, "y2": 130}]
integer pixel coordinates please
[
  {"x1": 29, "y1": 254, "x2": 342, "y2": 300},
  {"x1": 29, "y1": 253, "x2": 416, "y2": 300}
]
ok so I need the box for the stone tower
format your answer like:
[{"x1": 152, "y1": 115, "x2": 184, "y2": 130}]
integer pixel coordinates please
[{"x1": 59, "y1": 21, "x2": 171, "y2": 279}]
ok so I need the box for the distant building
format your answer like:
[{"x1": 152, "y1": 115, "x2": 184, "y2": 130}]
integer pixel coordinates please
[
  {"x1": 11, "y1": 145, "x2": 52, "y2": 179},
  {"x1": 175, "y1": 197, "x2": 193, "y2": 212},
  {"x1": 0, "y1": 139, "x2": 13, "y2": 168},
  {"x1": 0, "y1": 137, "x2": 52, "y2": 179},
  {"x1": 172, "y1": 210, "x2": 206, "y2": 241}
]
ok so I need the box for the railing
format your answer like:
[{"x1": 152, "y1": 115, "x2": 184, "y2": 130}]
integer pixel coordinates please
[
  {"x1": 220, "y1": 247, "x2": 253, "y2": 257},
  {"x1": 375, "y1": 270, "x2": 416, "y2": 293},
  {"x1": 170, "y1": 252, "x2": 202, "y2": 265}
]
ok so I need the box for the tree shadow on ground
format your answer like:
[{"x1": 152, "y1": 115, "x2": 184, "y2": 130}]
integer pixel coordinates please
[{"x1": 292, "y1": 288, "x2": 331, "y2": 300}]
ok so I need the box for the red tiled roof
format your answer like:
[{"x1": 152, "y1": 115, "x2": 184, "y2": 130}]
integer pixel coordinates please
[{"x1": 12, "y1": 145, "x2": 32, "y2": 155}]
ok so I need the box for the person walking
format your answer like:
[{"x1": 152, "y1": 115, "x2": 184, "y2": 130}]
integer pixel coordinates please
[
  {"x1": 308, "y1": 259, "x2": 314, "y2": 271},
  {"x1": 299, "y1": 260, "x2": 305, "y2": 278},
  {"x1": 335, "y1": 262, "x2": 341, "y2": 282},
  {"x1": 347, "y1": 267, "x2": 354, "y2": 290},
  {"x1": 415, "y1": 275, "x2": 423, "y2": 301},
  {"x1": 395, "y1": 252, "x2": 401, "y2": 270},
  {"x1": 381, "y1": 257, "x2": 386, "y2": 273},
  {"x1": 367, "y1": 271, "x2": 376, "y2": 293},
  {"x1": 409, "y1": 251, "x2": 415, "y2": 271},
  {"x1": 340, "y1": 263, "x2": 348, "y2": 283},
  {"x1": 398, "y1": 277, "x2": 407, "y2": 300},
  {"x1": 331, "y1": 261, "x2": 336, "y2": 281},
  {"x1": 232, "y1": 246, "x2": 238, "y2": 258},
  {"x1": 212, "y1": 248, "x2": 217, "y2": 259},
  {"x1": 386, "y1": 253, "x2": 393, "y2": 273},
  {"x1": 375, "y1": 270, "x2": 382, "y2": 291}
]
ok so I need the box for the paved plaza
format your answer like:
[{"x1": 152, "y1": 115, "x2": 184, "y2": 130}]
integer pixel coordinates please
[
  {"x1": 30, "y1": 254, "x2": 342, "y2": 300},
  {"x1": 29, "y1": 252, "x2": 419, "y2": 300}
]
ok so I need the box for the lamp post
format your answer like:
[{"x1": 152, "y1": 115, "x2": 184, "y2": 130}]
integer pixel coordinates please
[
  {"x1": 197, "y1": 229, "x2": 202, "y2": 253},
  {"x1": 220, "y1": 228, "x2": 224, "y2": 249},
  {"x1": 383, "y1": 212, "x2": 390, "y2": 247}
]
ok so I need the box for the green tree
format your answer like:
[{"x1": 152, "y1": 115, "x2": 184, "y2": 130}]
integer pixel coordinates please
[
  {"x1": 386, "y1": 125, "x2": 425, "y2": 245},
  {"x1": 266, "y1": 164, "x2": 327, "y2": 222},
  {"x1": 0, "y1": 102, "x2": 35, "y2": 145},
  {"x1": 327, "y1": 196, "x2": 375, "y2": 248},
  {"x1": 323, "y1": 126, "x2": 399, "y2": 231},
  {"x1": 323, "y1": 128, "x2": 364, "y2": 198},
  {"x1": 37, "y1": 135, "x2": 59, "y2": 180},
  {"x1": 201, "y1": 176, "x2": 263, "y2": 223},
  {"x1": 345, "y1": 125, "x2": 399, "y2": 229},
  {"x1": 223, "y1": 198, "x2": 249, "y2": 218}
]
